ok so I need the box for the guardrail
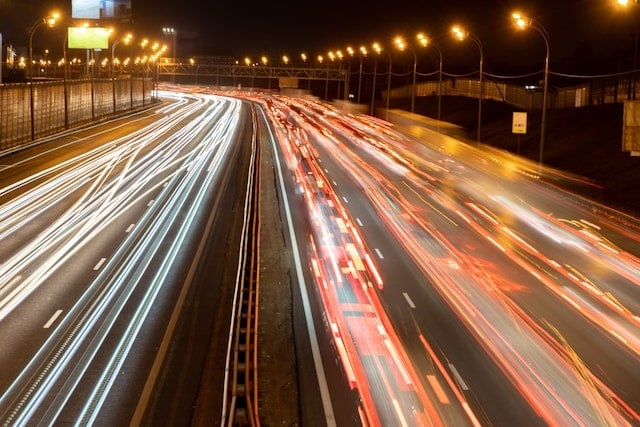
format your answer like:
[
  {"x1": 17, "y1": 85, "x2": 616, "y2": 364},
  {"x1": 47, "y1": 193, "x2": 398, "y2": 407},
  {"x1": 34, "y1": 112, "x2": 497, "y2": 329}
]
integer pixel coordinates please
[{"x1": 221, "y1": 105, "x2": 261, "y2": 426}]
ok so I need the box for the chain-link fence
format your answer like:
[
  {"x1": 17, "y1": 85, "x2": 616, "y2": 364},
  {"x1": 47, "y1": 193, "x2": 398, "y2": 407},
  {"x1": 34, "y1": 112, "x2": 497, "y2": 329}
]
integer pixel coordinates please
[{"x1": 0, "y1": 76, "x2": 156, "y2": 151}]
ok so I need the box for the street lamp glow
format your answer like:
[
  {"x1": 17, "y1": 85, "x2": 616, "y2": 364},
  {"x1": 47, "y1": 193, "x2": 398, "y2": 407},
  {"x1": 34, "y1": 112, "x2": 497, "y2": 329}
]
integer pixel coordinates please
[
  {"x1": 451, "y1": 25, "x2": 467, "y2": 40},
  {"x1": 244, "y1": 57, "x2": 251, "y2": 66},
  {"x1": 300, "y1": 52, "x2": 307, "y2": 62},
  {"x1": 282, "y1": 55, "x2": 289, "y2": 65},
  {"x1": 417, "y1": 33, "x2": 429, "y2": 47},
  {"x1": 512, "y1": 12, "x2": 529, "y2": 29},
  {"x1": 394, "y1": 36, "x2": 406, "y2": 51}
]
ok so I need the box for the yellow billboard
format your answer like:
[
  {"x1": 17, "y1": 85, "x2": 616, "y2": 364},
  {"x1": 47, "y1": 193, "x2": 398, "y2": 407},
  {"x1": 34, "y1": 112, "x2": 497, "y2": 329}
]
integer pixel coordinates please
[{"x1": 67, "y1": 27, "x2": 110, "y2": 49}]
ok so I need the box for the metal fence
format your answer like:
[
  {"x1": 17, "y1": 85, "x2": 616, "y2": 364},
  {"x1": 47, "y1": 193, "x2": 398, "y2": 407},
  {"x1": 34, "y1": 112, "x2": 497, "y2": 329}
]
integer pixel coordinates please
[
  {"x1": 387, "y1": 74, "x2": 640, "y2": 112},
  {"x1": 0, "y1": 76, "x2": 156, "y2": 151}
]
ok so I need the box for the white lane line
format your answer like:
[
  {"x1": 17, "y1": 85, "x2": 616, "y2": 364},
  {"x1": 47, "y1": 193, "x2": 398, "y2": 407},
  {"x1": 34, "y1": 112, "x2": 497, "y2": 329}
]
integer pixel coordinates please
[
  {"x1": 332, "y1": 180, "x2": 338, "y2": 186},
  {"x1": 93, "y1": 258, "x2": 107, "y2": 271},
  {"x1": 147, "y1": 199, "x2": 154, "y2": 207},
  {"x1": 449, "y1": 363, "x2": 469, "y2": 390},
  {"x1": 342, "y1": 196, "x2": 349, "y2": 203},
  {"x1": 403, "y1": 292, "x2": 416, "y2": 308},
  {"x1": 43, "y1": 310, "x2": 63, "y2": 329},
  {"x1": 126, "y1": 224, "x2": 135, "y2": 233},
  {"x1": 356, "y1": 218, "x2": 363, "y2": 226},
  {"x1": 375, "y1": 248, "x2": 384, "y2": 259},
  {"x1": 427, "y1": 374, "x2": 450, "y2": 404}
]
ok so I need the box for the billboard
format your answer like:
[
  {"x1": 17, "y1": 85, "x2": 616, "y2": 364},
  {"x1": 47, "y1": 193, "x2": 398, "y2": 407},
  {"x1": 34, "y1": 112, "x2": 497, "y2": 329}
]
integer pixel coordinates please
[
  {"x1": 67, "y1": 27, "x2": 110, "y2": 49},
  {"x1": 72, "y1": 0, "x2": 132, "y2": 21}
]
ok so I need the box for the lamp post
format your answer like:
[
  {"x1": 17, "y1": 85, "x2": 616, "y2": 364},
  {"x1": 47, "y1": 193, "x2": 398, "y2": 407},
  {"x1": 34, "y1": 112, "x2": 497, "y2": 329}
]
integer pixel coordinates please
[
  {"x1": 111, "y1": 33, "x2": 132, "y2": 77},
  {"x1": 385, "y1": 50, "x2": 393, "y2": 120},
  {"x1": 29, "y1": 12, "x2": 59, "y2": 81},
  {"x1": 328, "y1": 51, "x2": 336, "y2": 100},
  {"x1": 318, "y1": 55, "x2": 328, "y2": 100},
  {"x1": 370, "y1": 42, "x2": 382, "y2": 116},
  {"x1": 513, "y1": 12, "x2": 550, "y2": 167},
  {"x1": 417, "y1": 33, "x2": 443, "y2": 122},
  {"x1": 162, "y1": 27, "x2": 176, "y2": 83},
  {"x1": 28, "y1": 11, "x2": 60, "y2": 141},
  {"x1": 335, "y1": 50, "x2": 344, "y2": 99},
  {"x1": 452, "y1": 25, "x2": 483, "y2": 144},
  {"x1": 394, "y1": 36, "x2": 418, "y2": 113},
  {"x1": 301, "y1": 52, "x2": 312, "y2": 91},
  {"x1": 356, "y1": 46, "x2": 367, "y2": 104}
]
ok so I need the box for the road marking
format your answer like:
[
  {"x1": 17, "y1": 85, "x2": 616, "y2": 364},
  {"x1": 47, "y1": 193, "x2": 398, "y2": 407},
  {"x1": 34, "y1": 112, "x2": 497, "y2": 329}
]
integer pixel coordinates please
[
  {"x1": 147, "y1": 199, "x2": 154, "y2": 207},
  {"x1": 43, "y1": 310, "x2": 63, "y2": 329},
  {"x1": 93, "y1": 258, "x2": 107, "y2": 271},
  {"x1": 609, "y1": 329, "x2": 627, "y2": 344},
  {"x1": 332, "y1": 180, "x2": 338, "y2": 186},
  {"x1": 342, "y1": 196, "x2": 349, "y2": 203},
  {"x1": 356, "y1": 218, "x2": 363, "y2": 226},
  {"x1": 448, "y1": 363, "x2": 469, "y2": 390},
  {"x1": 403, "y1": 292, "x2": 416, "y2": 308},
  {"x1": 126, "y1": 224, "x2": 135, "y2": 233},
  {"x1": 375, "y1": 248, "x2": 384, "y2": 259},
  {"x1": 427, "y1": 374, "x2": 450, "y2": 404}
]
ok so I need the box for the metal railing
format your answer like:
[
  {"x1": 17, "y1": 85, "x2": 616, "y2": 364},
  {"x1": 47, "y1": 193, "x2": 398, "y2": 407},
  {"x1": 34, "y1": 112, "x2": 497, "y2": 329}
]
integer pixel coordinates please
[{"x1": 0, "y1": 76, "x2": 156, "y2": 151}]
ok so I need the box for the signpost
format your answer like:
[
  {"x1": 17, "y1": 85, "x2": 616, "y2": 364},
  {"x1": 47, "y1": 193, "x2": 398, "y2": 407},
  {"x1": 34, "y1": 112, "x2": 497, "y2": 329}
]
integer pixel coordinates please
[{"x1": 512, "y1": 111, "x2": 527, "y2": 154}]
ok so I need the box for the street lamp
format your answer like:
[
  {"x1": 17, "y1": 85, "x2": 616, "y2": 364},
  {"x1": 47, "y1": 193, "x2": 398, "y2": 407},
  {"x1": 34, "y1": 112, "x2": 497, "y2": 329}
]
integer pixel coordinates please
[
  {"x1": 28, "y1": 11, "x2": 60, "y2": 141},
  {"x1": 349, "y1": 46, "x2": 368, "y2": 104},
  {"x1": 318, "y1": 54, "x2": 328, "y2": 100},
  {"x1": 417, "y1": 33, "x2": 443, "y2": 122},
  {"x1": 394, "y1": 36, "x2": 419, "y2": 113},
  {"x1": 452, "y1": 25, "x2": 483, "y2": 144},
  {"x1": 301, "y1": 52, "x2": 312, "y2": 90},
  {"x1": 162, "y1": 27, "x2": 176, "y2": 83},
  {"x1": 370, "y1": 42, "x2": 382, "y2": 116},
  {"x1": 385, "y1": 44, "x2": 394, "y2": 120},
  {"x1": 336, "y1": 50, "x2": 344, "y2": 99},
  {"x1": 513, "y1": 12, "x2": 550, "y2": 167},
  {"x1": 162, "y1": 27, "x2": 176, "y2": 61},
  {"x1": 29, "y1": 11, "x2": 60, "y2": 81},
  {"x1": 111, "y1": 32, "x2": 133, "y2": 77}
]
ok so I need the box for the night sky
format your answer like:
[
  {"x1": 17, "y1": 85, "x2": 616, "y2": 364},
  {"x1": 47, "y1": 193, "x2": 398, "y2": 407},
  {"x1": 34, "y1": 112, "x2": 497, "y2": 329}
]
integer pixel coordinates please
[{"x1": 1, "y1": 0, "x2": 638, "y2": 73}]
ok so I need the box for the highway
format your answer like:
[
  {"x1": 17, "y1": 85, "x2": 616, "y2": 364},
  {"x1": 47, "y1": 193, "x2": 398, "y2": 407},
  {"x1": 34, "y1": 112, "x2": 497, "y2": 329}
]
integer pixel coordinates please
[
  {"x1": 255, "y1": 93, "x2": 640, "y2": 426},
  {"x1": 0, "y1": 88, "x2": 638, "y2": 426},
  {"x1": 0, "y1": 91, "x2": 254, "y2": 424}
]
